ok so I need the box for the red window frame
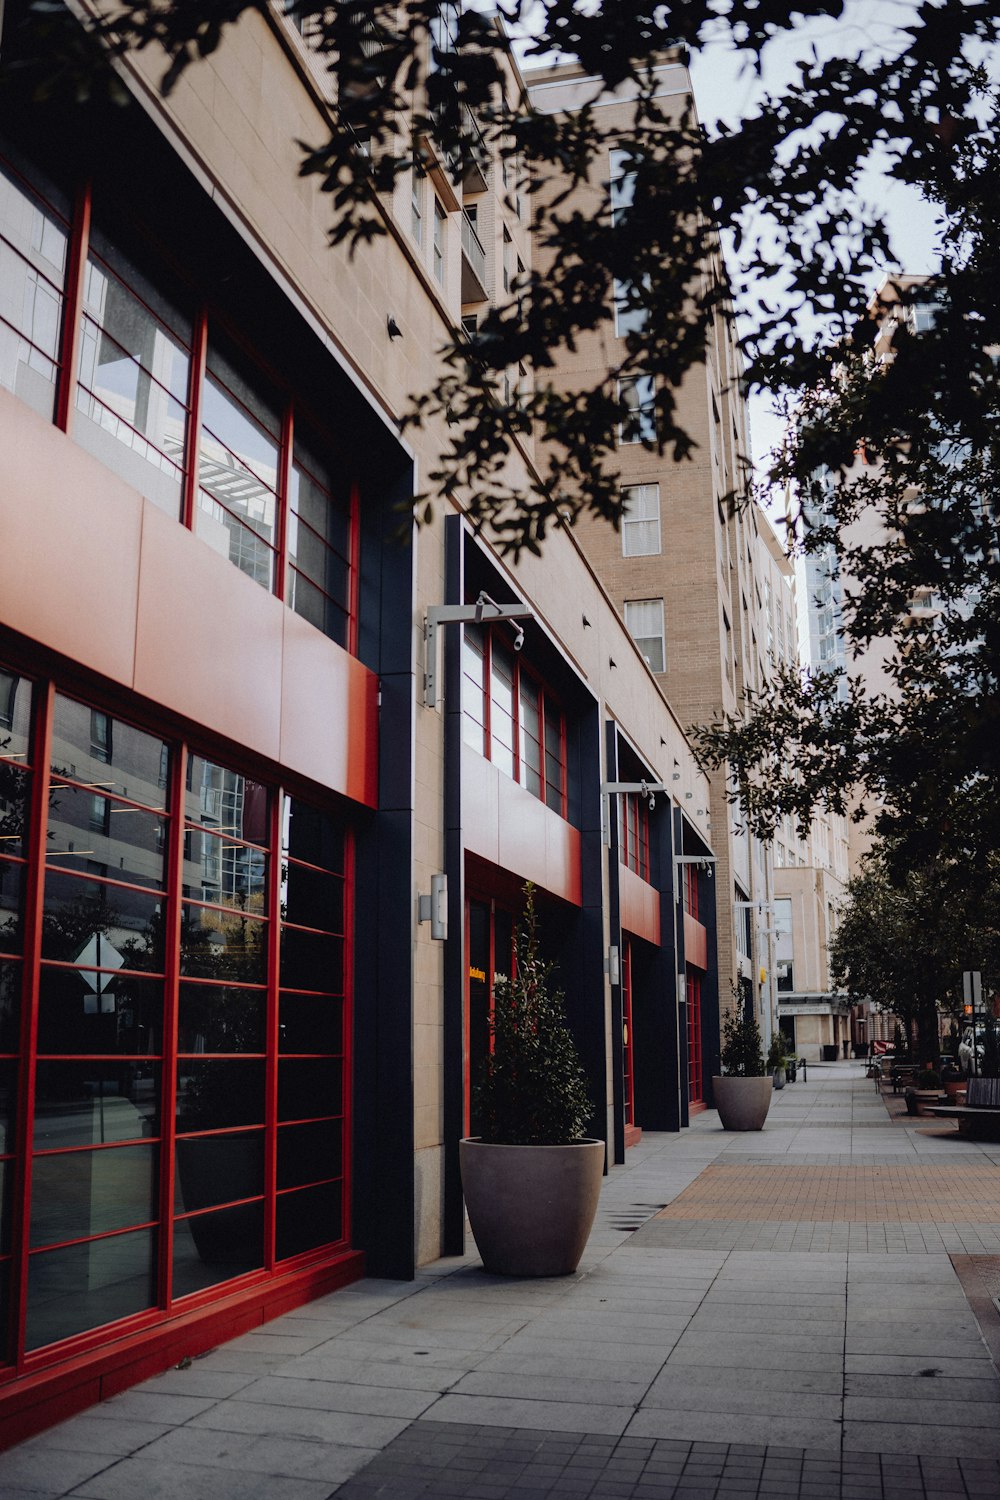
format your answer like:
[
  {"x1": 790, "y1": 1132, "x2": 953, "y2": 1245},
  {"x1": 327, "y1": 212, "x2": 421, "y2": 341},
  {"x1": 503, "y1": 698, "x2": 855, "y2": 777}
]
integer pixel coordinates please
[
  {"x1": 461, "y1": 623, "x2": 568, "y2": 819},
  {"x1": 622, "y1": 938, "x2": 635, "y2": 1126},
  {"x1": 464, "y1": 892, "x2": 516, "y2": 1137},
  {"x1": 686, "y1": 971, "x2": 703, "y2": 1104},
  {"x1": 0, "y1": 659, "x2": 354, "y2": 1377},
  {"x1": 0, "y1": 157, "x2": 360, "y2": 655},
  {"x1": 682, "y1": 862, "x2": 698, "y2": 919},
  {"x1": 618, "y1": 792, "x2": 650, "y2": 881}
]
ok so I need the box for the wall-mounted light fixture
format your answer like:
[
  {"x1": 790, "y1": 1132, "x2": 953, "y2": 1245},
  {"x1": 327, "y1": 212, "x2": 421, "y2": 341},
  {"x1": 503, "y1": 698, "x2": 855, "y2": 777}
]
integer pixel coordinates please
[
  {"x1": 607, "y1": 945, "x2": 621, "y2": 987},
  {"x1": 387, "y1": 316, "x2": 403, "y2": 339},
  {"x1": 418, "y1": 873, "x2": 448, "y2": 940}
]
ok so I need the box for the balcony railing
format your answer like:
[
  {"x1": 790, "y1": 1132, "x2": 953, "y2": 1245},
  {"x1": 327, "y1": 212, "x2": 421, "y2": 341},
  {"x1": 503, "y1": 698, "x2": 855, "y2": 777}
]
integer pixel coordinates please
[{"x1": 461, "y1": 211, "x2": 488, "y2": 303}]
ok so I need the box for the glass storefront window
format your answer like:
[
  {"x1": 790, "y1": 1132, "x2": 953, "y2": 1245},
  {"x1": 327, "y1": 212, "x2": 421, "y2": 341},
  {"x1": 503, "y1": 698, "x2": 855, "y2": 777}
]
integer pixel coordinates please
[{"x1": 0, "y1": 665, "x2": 353, "y2": 1361}]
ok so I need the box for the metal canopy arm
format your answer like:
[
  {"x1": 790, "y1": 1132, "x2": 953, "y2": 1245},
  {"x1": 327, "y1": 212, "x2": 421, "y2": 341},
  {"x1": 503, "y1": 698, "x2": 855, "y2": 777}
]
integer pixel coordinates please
[{"x1": 423, "y1": 592, "x2": 534, "y2": 707}]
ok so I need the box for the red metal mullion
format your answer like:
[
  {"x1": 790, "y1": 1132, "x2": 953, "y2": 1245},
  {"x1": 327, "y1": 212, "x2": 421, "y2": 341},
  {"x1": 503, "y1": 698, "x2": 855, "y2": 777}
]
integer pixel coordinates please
[
  {"x1": 182, "y1": 310, "x2": 208, "y2": 531},
  {"x1": 264, "y1": 790, "x2": 281, "y2": 1271},
  {"x1": 158, "y1": 744, "x2": 185, "y2": 1312},
  {"x1": 275, "y1": 404, "x2": 293, "y2": 606},
  {"x1": 340, "y1": 826, "x2": 355, "y2": 1245},
  {"x1": 54, "y1": 180, "x2": 92, "y2": 435},
  {"x1": 11, "y1": 680, "x2": 55, "y2": 1370}
]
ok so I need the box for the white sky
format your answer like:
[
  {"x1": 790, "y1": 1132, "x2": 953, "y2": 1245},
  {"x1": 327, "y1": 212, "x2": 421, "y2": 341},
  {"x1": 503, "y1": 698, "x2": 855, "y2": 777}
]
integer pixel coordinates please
[{"x1": 687, "y1": 0, "x2": 947, "y2": 483}]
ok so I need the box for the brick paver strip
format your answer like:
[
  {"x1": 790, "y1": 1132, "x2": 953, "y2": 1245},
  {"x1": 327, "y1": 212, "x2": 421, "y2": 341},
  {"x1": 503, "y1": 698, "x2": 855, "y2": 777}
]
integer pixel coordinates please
[
  {"x1": 654, "y1": 1165, "x2": 1000, "y2": 1223},
  {"x1": 329, "y1": 1420, "x2": 1000, "y2": 1499}
]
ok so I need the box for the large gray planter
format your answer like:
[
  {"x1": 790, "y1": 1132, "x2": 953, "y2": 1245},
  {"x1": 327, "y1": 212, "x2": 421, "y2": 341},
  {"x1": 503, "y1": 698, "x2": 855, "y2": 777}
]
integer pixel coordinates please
[
  {"x1": 711, "y1": 1075, "x2": 773, "y2": 1131},
  {"x1": 460, "y1": 1137, "x2": 605, "y2": 1276}
]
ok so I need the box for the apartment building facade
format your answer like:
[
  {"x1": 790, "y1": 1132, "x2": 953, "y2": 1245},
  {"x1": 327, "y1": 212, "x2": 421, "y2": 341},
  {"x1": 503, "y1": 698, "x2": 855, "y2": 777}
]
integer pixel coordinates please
[
  {"x1": 526, "y1": 59, "x2": 777, "y2": 1085},
  {"x1": 0, "y1": 3, "x2": 719, "y2": 1442}
]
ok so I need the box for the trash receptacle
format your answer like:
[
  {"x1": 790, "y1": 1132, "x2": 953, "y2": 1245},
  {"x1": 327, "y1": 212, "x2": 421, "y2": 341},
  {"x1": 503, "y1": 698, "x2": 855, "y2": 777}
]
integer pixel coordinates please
[{"x1": 822, "y1": 1044, "x2": 839, "y2": 1062}]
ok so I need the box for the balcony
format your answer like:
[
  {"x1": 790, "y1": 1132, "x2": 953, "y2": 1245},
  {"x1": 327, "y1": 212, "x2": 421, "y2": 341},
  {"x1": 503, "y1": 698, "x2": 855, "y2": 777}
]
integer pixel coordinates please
[
  {"x1": 461, "y1": 211, "x2": 488, "y2": 303},
  {"x1": 460, "y1": 107, "x2": 490, "y2": 193}
]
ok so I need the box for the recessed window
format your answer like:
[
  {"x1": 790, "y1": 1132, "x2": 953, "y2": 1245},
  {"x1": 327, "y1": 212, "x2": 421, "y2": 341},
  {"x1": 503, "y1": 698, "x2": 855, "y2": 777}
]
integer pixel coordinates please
[
  {"x1": 462, "y1": 623, "x2": 568, "y2": 816},
  {"x1": 613, "y1": 278, "x2": 647, "y2": 338},
  {"x1": 609, "y1": 148, "x2": 636, "y2": 226},
  {"x1": 621, "y1": 484, "x2": 660, "y2": 556},
  {"x1": 618, "y1": 792, "x2": 650, "y2": 881},
  {"x1": 433, "y1": 199, "x2": 446, "y2": 284},
  {"x1": 411, "y1": 171, "x2": 424, "y2": 246},
  {"x1": 617, "y1": 375, "x2": 656, "y2": 445},
  {"x1": 624, "y1": 599, "x2": 665, "y2": 673}
]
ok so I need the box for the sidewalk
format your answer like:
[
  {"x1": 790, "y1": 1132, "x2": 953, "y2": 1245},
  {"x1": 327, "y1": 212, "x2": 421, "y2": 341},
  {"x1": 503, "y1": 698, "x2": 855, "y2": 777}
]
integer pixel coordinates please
[{"x1": 7, "y1": 1062, "x2": 1000, "y2": 1500}]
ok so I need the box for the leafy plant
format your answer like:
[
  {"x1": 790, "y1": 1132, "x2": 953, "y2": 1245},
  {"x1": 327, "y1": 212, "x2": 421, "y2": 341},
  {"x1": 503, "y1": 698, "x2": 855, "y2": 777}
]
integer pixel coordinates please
[
  {"x1": 915, "y1": 1069, "x2": 941, "y2": 1091},
  {"x1": 766, "y1": 1033, "x2": 787, "y2": 1073},
  {"x1": 720, "y1": 998, "x2": 765, "y2": 1079},
  {"x1": 474, "y1": 884, "x2": 592, "y2": 1146}
]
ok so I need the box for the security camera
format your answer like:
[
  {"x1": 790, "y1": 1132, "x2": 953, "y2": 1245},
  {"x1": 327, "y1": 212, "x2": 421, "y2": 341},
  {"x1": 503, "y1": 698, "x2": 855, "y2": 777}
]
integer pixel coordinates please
[
  {"x1": 647, "y1": 793, "x2": 656, "y2": 813},
  {"x1": 512, "y1": 625, "x2": 525, "y2": 652}
]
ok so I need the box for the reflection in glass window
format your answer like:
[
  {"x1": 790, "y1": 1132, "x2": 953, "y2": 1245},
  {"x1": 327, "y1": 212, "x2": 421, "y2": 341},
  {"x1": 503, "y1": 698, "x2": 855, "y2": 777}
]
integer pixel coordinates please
[
  {"x1": 26, "y1": 1228, "x2": 156, "y2": 1351},
  {"x1": 0, "y1": 668, "x2": 32, "y2": 764},
  {"x1": 461, "y1": 626, "x2": 487, "y2": 755},
  {"x1": 50, "y1": 696, "x2": 167, "y2": 812},
  {"x1": 198, "y1": 345, "x2": 280, "y2": 591},
  {"x1": 75, "y1": 239, "x2": 190, "y2": 518},
  {"x1": 0, "y1": 159, "x2": 67, "y2": 419},
  {"x1": 489, "y1": 641, "x2": 516, "y2": 780},
  {"x1": 287, "y1": 429, "x2": 351, "y2": 647}
]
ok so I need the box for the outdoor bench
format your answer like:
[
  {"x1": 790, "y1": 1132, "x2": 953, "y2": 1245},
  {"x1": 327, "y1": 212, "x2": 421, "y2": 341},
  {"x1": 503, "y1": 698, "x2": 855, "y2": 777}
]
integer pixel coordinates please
[{"x1": 926, "y1": 1077, "x2": 1000, "y2": 1139}]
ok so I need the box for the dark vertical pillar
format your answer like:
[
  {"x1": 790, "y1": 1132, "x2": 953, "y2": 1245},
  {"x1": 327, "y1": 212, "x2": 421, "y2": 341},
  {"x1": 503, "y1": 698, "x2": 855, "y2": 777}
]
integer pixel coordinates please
[
  {"x1": 634, "y1": 799, "x2": 681, "y2": 1131},
  {"x1": 605, "y1": 723, "x2": 625, "y2": 1164},
  {"x1": 672, "y1": 805, "x2": 690, "y2": 1129},
  {"x1": 558, "y1": 702, "x2": 608, "y2": 1164},
  {"x1": 700, "y1": 859, "x2": 722, "y2": 1108},
  {"x1": 442, "y1": 514, "x2": 467, "y2": 1254},
  {"x1": 352, "y1": 456, "x2": 416, "y2": 1279}
]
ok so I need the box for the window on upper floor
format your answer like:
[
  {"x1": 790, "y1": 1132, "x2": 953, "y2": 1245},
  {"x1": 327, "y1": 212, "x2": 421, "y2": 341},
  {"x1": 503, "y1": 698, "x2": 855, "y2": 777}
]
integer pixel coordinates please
[
  {"x1": 433, "y1": 198, "x2": 446, "y2": 284},
  {"x1": 682, "y1": 862, "x2": 698, "y2": 919},
  {"x1": 609, "y1": 148, "x2": 636, "y2": 226},
  {"x1": 624, "y1": 598, "x2": 665, "y2": 673},
  {"x1": 618, "y1": 792, "x2": 650, "y2": 881},
  {"x1": 617, "y1": 375, "x2": 656, "y2": 445},
  {"x1": 0, "y1": 146, "x2": 358, "y2": 653},
  {"x1": 461, "y1": 623, "x2": 567, "y2": 816},
  {"x1": 621, "y1": 484, "x2": 660, "y2": 556},
  {"x1": 411, "y1": 170, "x2": 424, "y2": 246},
  {"x1": 613, "y1": 278, "x2": 647, "y2": 339},
  {"x1": 0, "y1": 154, "x2": 69, "y2": 421}
]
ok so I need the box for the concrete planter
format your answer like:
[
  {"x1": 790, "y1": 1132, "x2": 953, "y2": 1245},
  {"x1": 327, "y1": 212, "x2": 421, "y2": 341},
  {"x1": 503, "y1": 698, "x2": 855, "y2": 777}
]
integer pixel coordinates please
[
  {"x1": 711, "y1": 1075, "x2": 773, "y2": 1131},
  {"x1": 460, "y1": 1137, "x2": 605, "y2": 1277}
]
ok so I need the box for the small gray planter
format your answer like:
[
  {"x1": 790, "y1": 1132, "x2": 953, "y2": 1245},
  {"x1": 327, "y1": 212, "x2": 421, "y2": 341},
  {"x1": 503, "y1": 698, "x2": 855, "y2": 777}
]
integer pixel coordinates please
[
  {"x1": 772, "y1": 1067, "x2": 787, "y2": 1090},
  {"x1": 711, "y1": 1074, "x2": 773, "y2": 1131},
  {"x1": 460, "y1": 1137, "x2": 605, "y2": 1276}
]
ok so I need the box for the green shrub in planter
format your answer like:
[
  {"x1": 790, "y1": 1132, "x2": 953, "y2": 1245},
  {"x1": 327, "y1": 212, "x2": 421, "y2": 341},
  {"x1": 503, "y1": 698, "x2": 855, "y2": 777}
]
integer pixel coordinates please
[
  {"x1": 721, "y1": 1005, "x2": 766, "y2": 1078},
  {"x1": 474, "y1": 883, "x2": 592, "y2": 1145},
  {"x1": 766, "y1": 1034, "x2": 787, "y2": 1073},
  {"x1": 915, "y1": 1069, "x2": 941, "y2": 1090}
]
